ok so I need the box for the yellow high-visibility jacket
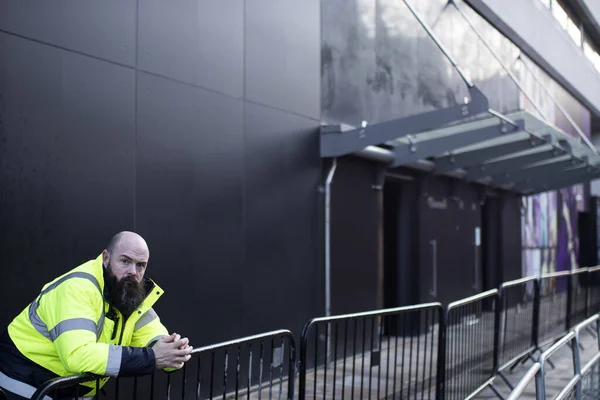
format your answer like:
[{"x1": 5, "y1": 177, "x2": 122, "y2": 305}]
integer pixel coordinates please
[{"x1": 3, "y1": 254, "x2": 169, "y2": 395}]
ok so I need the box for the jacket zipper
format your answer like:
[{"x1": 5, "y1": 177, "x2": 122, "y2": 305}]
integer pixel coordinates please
[
  {"x1": 118, "y1": 318, "x2": 125, "y2": 345},
  {"x1": 109, "y1": 309, "x2": 126, "y2": 345}
]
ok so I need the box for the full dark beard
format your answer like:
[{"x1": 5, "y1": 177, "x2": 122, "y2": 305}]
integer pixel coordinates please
[{"x1": 105, "y1": 267, "x2": 146, "y2": 317}]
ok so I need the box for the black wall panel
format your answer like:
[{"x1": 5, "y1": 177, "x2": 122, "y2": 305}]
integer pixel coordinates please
[
  {"x1": 0, "y1": 33, "x2": 136, "y2": 326},
  {"x1": 137, "y1": 0, "x2": 244, "y2": 98},
  {"x1": 135, "y1": 73, "x2": 245, "y2": 345},
  {"x1": 0, "y1": 0, "x2": 137, "y2": 66},
  {"x1": 242, "y1": 103, "x2": 320, "y2": 335},
  {"x1": 330, "y1": 158, "x2": 379, "y2": 314},
  {"x1": 245, "y1": 0, "x2": 320, "y2": 119},
  {"x1": 0, "y1": 2, "x2": 321, "y2": 345}
]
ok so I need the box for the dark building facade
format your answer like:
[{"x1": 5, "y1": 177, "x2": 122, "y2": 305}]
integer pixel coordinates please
[
  {"x1": 2, "y1": 0, "x2": 600, "y2": 348},
  {"x1": 0, "y1": 0, "x2": 322, "y2": 345}
]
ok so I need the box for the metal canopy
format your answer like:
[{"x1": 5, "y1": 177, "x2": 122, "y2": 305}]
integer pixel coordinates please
[
  {"x1": 434, "y1": 133, "x2": 552, "y2": 173},
  {"x1": 427, "y1": 110, "x2": 599, "y2": 193},
  {"x1": 464, "y1": 145, "x2": 566, "y2": 181},
  {"x1": 320, "y1": 86, "x2": 492, "y2": 158},
  {"x1": 318, "y1": 0, "x2": 599, "y2": 195},
  {"x1": 320, "y1": 107, "x2": 599, "y2": 194},
  {"x1": 522, "y1": 164, "x2": 600, "y2": 194}
]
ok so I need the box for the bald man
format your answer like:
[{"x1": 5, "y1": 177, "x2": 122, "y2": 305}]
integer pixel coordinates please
[{"x1": 0, "y1": 232, "x2": 192, "y2": 400}]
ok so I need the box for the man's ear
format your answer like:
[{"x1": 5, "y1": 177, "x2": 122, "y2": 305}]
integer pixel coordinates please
[{"x1": 102, "y1": 250, "x2": 110, "y2": 268}]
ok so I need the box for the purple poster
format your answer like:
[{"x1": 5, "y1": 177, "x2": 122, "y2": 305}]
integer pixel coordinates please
[{"x1": 517, "y1": 55, "x2": 591, "y2": 277}]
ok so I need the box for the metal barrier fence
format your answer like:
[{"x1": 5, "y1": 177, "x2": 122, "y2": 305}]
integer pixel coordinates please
[
  {"x1": 23, "y1": 268, "x2": 600, "y2": 399},
  {"x1": 496, "y1": 277, "x2": 537, "y2": 385},
  {"x1": 298, "y1": 303, "x2": 444, "y2": 400},
  {"x1": 569, "y1": 269, "x2": 590, "y2": 329},
  {"x1": 536, "y1": 330, "x2": 579, "y2": 400},
  {"x1": 444, "y1": 290, "x2": 499, "y2": 400},
  {"x1": 30, "y1": 330, "x2": 296, "y2": 400},
  {"x1": 508, "y1": 315, "x2": 600, "y2": 399},
  {"x1": 537, "y1": 271, "x2": 570, "y2": 349}
]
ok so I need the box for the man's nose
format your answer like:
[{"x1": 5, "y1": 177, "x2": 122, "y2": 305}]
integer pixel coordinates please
[{"x1": 126, "y1": 264, "x2": 137, "y2": 276}]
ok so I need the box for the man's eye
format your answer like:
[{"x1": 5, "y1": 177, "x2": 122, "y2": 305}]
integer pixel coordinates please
[{"x1": 122, "y1": 259, "x2": 130, "y2": 264}]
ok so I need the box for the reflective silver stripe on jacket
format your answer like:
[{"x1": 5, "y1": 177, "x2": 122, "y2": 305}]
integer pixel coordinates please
[
  {"x1": 49, "y1": 318, "x2": 98, "y2": 341},
  {"x1": 105, "y1": 345, "x2": 123, "y2": 377},
  {"x1": 134, "y1": 308, "x2": 158, "y2": 331},
  {"x1": 27, "y1": 272, "x2": 102, "y2": 341},
  {"x1": 0, "y1": 369, "x2": 52, "y2": 400}
]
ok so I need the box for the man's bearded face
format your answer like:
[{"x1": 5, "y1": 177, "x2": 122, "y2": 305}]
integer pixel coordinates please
[{"x1": 105, "y1": 260, "x2": 146, "y2": 316}]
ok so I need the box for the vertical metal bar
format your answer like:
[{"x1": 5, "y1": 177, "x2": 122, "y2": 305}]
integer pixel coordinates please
[
  {"x1": 436, "y1": 307, "x2": 446, "y2": 400},
  {"x1": 269, "y1": 338, "x2": 274, "y2": 400},
  {"x1": 408, "y1": 312, "x2": 414, "y2": 399},
  {"x1": 385, "y1": 315, "x2": 391, "y2": 400},
  {"x1": 421, "y1": 309, "x2": 429, "y2": 400},
  {"x1": 236, "y1": 346, "x2": 241, "y2": 400},
  {"x1": 210, "y1": 352, "x2": 215, "y2": 400},
  {"x1": 536, "y1": 362, "x2": 546, "y2": 399},
  {"x1": 325, "y1": 159, "x2": 337, "y2": 320},
  {"x1": 247, "y1": 345, "x2": 253, "y2": 400},
  {"x1": 533, "y1": 279, "x2": 541, "y2": 349},
  {"x1": 463, "y1": 305, "x2": 469, "y2": 399},
  {"x1": 182, "y1": 363, "x2": 188, "y2": 400},
  {"x1": 287, "y1": 337, "x2": 296, "y2": 400},
  {"x1": 133, "y1": 376, "x2": 138, "y2": 400},
  {"x1": 151, "y1": 369, "x2": 156, "y2": 400},
  {"x1": 167, "y1": 372, "x2": 172, "y2": 399},
  {"x1": 115, "y1": 376, "x2": 120, "y2": 399},
  {"x1": 342, "y1": 320, "x2": 348, "y2": 400},
  {"x1": 477, "y1": 301, "x2": 482, "y2": 395},
  {"x1": 299, "y1": 327, "x2": 306, "y2": 400},
  {"x1": 361, "y1": 319, "x2": 366, "y2": 400},
  {"x1": 414, "y1": 310, "x2": 421, "y2": 399},
  {"x1": 222, "y1": 350, "x2": 229, "y2": 400},
  {"x1": 313, "y1": 325, "x2": 319, "y2": 400},
  {"x1": 494, "y1": 289, "x2": 502, "y2": 375},
  {"x1": 96, "y1": 378, "x2": 101, "y2": 400},
  {"x1": 368, "y1": 317, "x2": 375, "y2": 399},
  {"x1": 351, "y1": 320, "x2": 357, "y2": 400},
  {"x1": 278, "y1": 339, "x2": 284, "y2": 400},
  {"x1": 469, "y1": 306, "x2": 473, "y2": 397},
  {"x1": 259, "y1": 341, "x2": 264, "y2": 400},
  {"x1": 377, "y1": 315, "x2": 383, "y2": 400},
  {"x1": 333, "y1": 322, "x2": 338, "y2": 400},
  {"x1": 197, "y1": 354, "x2": 202, "y2": 400},
  {"x1": 573, "y1": 333, "x2": 582, "y2": 400},
  {"x1": 567, "y1": 273, "x2": 574, "y2": 330},
  {"x1": 400, "y1": 313, "x2": 407, "y2": 398},
  {"x1": 392, "y1": 315, "x2": 399, "y2": 400},
  {"x1": 428, "y1": 309, "x2": 435, "y2": 399},
  {"x1": 324, "y1": 323, "x2": 329, "y2": 399}
]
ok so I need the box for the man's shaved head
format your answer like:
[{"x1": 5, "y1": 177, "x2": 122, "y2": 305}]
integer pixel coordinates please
[{"x1": 106, "y1": 231, "x2": 148, "y2": 257}]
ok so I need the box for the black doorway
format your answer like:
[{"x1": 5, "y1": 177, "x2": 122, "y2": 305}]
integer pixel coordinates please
[{"x1": 383, "y1": 177, "x2": 419, "y2": 308}]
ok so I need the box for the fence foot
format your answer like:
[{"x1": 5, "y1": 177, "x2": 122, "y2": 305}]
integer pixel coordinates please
[
  {"x1": 489, "y1": 383, "x2": 505, "y2": 400},
  {"x1": 585, "y1": 325, "x2": 598, "y2": 338},
  {"x1": 498, "y1": 371, "x2": 514, "y2": 390},
  {"x1": 509, "y1": 353, "x2": 531, "y2": 371}
]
